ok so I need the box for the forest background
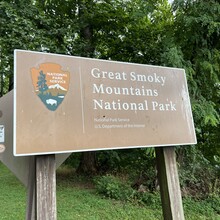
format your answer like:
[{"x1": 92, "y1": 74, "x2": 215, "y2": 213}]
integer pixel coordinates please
[{"x1": 0, "y1": 0, "x2": 219, "y2": 208}]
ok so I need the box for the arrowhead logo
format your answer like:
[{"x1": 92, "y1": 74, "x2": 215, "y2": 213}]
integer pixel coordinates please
[{"x1": 31, "y1": 63, "x2": 70, "y2": 111}]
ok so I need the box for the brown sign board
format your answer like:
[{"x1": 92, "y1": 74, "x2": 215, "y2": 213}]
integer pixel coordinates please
[
  {"x1": 0, "y1": 91, "x2": 70, "y2": 185},
  {"x1": 14, "y1": 50, "x2": 197, "y2": 156}
]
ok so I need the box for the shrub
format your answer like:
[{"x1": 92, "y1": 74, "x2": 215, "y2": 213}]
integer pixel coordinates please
[
  {"x1": 205, "y1": 195, "x2": 220, "y2": 214},
  {"x1": 136, "y1": 192, "x2": 161, "y2": 208},
  {"x1": 94, "y1": 174, "x2": 162, "y2": 208},
  {"x1": 94, "y1": 175, "x2": 134, "y2": 201}
]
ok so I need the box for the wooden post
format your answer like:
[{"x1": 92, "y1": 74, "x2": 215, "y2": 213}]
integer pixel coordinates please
[
  {"x1": 155, "y1": 147, "x2": 185, "y2": 220},
  {"x1": 26, "y1": 156, "x2": 36, "y2": 220},
  {"x1": 36, "y1": 155, "x2": 57, "y2": 220}
]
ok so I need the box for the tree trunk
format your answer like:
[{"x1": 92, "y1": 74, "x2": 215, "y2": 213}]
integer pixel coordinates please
[
  {"x1": 8, "y1": 73, "x2": 14, "y2": 92},
  {"x1": 0, "y1": 72, "x2": 3, "y2": 97},
  {"x1": 78, "y1": 0, "x2": 95, "y2": 57},
  {"x1": 76, "y1": 152, "x2": 97, "y2": 175},
  {"x1": 76, "y1": 0, "x2": 97, "y2": 175}
]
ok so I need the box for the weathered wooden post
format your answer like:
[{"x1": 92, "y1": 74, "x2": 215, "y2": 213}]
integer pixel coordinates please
[
  {"x1": 26, "y1": 156, "x2": 36, "y2": 220},
  {"x1": 36, "y1": 155, "x2": 57, "y2": 220},
  {"x1": 156, "y1": 147, "x2": 185, "y2": 220},
  {"x1": 25, "y1": 155, "x2": 62, "y2": 220}
]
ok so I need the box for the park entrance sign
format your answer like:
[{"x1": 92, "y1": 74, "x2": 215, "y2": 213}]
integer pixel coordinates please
[{"x1": 14, "y1": 50, "x2": 196, "y2": 156}]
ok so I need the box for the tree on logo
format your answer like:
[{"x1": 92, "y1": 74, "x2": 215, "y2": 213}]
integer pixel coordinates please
[{"x1": 37, "y1": 70, "x2": 48, "y2": 94}]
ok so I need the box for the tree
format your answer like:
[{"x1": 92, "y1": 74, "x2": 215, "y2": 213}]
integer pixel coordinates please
[
  {"x1": 37, "y1": 71, "x2": 48, "y2": 94},
  {"x1": 171, "y1": 0, "x2": 220, "y2": 163},
  {"x1": 0, "y1": 0, "x2": 64, "y2": 96}
]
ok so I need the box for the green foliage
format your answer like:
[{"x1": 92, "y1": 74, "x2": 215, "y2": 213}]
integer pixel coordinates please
[
  {"x1": 205, "y1": 195, "x2": 220, "y2": 214},
  {"x1": 136, "y1": 192, "x2": 161, "y2": 209},
  {"x1": 94, "y1": 175, "x2": 134, "y2": 201},
  {"x1": 173, "y1": 0, "x2": 220, "y2": 119},
  {"x1": 170, "y1": 0, "x2": 220, "y2": 171},
  {"x1": 177, "y1": 147, "x2": 220, "y2": 197},
  {"x1": 96, "y1": 148, "x2": 157, "y2": 192},
  {"x1": 183, "y1": 196, "x2": 220, "y2": 218},
  {"x1": 96, "y1": 150, "x2": 122, "y2": 173},
  {"x1": 192, "y1": 98, "x2": 219, "y2": 127},
  {"x1": 94, "y1": 174, "x2": 161, "y2": 208},
  {"x1": 64, "y1": 153, "x2": 81, "y2": 169}
]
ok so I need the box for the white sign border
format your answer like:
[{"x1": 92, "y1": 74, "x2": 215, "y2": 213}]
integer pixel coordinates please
[{"x1": 13, "y1": 49, "x2": 197, "y2": 156}]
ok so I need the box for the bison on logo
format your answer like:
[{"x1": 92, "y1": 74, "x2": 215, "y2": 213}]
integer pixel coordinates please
[{"x1": 31, "y1": 63, "x2": 70, "y2": 111}]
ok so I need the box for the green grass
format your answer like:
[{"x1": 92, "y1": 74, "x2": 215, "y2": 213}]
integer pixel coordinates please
[
  {"x1": 0, "y1": 163, "x2": 26, "y2": 220},
  {"x1": 0, "y1": 162, "x2": 220, "y2": 220},
  {"x1": 57, "y1": 187, "x2": 161, "y2": 219}
]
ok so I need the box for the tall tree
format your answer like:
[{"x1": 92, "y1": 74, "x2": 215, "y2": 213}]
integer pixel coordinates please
[
  {"x1": 169, "y1": 0, "x2": 220, "y2": 165},
  {"x1": 0, "y1": 0, "x2": 64, "y2": 95}
]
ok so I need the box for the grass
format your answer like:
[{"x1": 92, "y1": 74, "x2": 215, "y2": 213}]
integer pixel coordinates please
[
  {"x1": 57, "y1": 188, "x2": 161, "y2": 220},
  {"x1": 0, "y1": 162, "x2": 26, "y2": 220},
  {"x1": 0, "y1": 162, "x2": 220, "y2": 220}
]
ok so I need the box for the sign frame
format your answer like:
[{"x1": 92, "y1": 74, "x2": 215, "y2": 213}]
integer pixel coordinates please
[{"x1": 13, "y1": 50, "x2": 197, "y2": 156}]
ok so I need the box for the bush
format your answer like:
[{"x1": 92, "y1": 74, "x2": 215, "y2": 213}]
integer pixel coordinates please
[
  {"x1": 205, "y1": 195, "x2": 220, "y2": 214},
  {"x1": 177, "y1": 146, "x2": 220, "y2": 197},
  {"x1": 94, "y1": 175, "x2": 134, "y2": 201},
  {"x1": 136, "y1": 192, "x2": 161, "y2": 208},
  {"x1": 94, "y1": 174, "x2": 162, "y2": 208}
]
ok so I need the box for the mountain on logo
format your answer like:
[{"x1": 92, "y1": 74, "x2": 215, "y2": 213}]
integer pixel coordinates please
[
  {"x1": 48, "y1": 84, "x2": 67, "y2": 91},
  {"x1": 47, "y1": 84, "x2": 67, "y2": 97}
]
